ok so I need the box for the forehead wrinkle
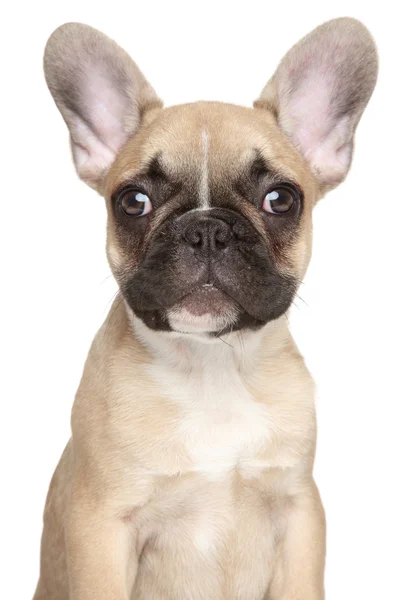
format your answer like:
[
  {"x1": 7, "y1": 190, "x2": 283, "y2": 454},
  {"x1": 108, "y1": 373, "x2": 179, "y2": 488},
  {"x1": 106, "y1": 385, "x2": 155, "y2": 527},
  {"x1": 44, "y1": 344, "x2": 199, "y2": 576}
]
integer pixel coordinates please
[
  {"x1": 240, "y1": 147, "x2": 301, "y2": 186},
  {"x1": 109, "y1": 153, "x2": 171, "y2": 195},
  {"x1": 258, "y1": 146, "x2": 307, "y2": 185}
]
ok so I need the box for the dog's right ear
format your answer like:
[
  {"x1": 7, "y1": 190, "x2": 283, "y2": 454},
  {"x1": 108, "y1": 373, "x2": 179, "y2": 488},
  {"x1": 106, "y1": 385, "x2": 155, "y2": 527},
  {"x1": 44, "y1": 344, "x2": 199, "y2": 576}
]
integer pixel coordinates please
[{"x1": 44, "y1": 23, "x2": 162, "y2": 191}]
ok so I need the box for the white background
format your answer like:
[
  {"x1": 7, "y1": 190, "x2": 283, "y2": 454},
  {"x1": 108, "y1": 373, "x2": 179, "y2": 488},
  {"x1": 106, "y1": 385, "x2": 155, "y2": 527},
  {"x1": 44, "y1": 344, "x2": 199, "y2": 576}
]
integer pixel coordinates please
[{"x1": 1, "y1": 1, "x2": 399, "y2": 598}]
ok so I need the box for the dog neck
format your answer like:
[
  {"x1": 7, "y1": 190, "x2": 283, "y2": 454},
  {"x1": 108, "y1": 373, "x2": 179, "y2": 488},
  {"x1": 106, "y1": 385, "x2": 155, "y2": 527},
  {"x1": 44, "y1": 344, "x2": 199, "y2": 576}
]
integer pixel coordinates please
[{"x1": 123, "y1": 300, "x2": 292, "y2": 375}]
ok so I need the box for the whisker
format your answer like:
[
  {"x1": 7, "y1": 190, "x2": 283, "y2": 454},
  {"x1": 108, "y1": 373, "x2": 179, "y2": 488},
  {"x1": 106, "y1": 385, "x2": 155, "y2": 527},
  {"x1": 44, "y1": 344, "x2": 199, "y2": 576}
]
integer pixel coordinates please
[
  {"x1": 102, "y1": 291, "x2": 124, "y2": 338},
  {"x1": 292, "y1": 300, "x2": 300, "y2": 311},
  {"x1": 216, "y1": 335, "x2": 234, "y2": 348},
  {"x1": 295, "y1": 293, "x2": 308, "y2": 307},
  {"x1": 99, "y1": 273, "x2": 114, "y2": 285},
  {"x1": 238, "y1": 330, "x2": 245, "y2": 355},
  {"x1": 104, "y1": 288, "x2": 121, "y2": 311}
]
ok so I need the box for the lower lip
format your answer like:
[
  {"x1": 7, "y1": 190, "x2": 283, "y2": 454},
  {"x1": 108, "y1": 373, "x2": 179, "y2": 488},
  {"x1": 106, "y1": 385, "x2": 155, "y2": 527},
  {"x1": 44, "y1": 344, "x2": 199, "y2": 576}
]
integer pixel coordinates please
[
  {"x1": 180, "y1": 286, "x2": 234, "y2": 315},
  {"x1": 167, "y1": 286, "x2": 238, "y2": 333}
]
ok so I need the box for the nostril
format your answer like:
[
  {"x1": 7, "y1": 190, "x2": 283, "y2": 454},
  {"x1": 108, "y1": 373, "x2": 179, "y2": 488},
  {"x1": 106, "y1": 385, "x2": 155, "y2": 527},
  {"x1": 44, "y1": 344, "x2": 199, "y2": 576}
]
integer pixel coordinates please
[
  {"x1": 215, "y1": 224, "x2": 232, "y2": 249},
  {"x1": 215, "y1": 236, "x2": 227, "y2": 249},
  {"x1": 182, "y1": 217, "x2": 232, "y2": 252},
  {"x1": 183, "y1": 225, "x2": 203, "y2": 248},
  {"x1": 192, "y1": 231, "x2": 202, "y2": 246}
]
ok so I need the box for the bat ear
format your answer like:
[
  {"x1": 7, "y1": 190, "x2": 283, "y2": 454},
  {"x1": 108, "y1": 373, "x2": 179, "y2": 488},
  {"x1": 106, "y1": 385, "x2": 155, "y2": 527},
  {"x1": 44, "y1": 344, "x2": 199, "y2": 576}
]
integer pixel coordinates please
[
  {"x1": 44, "y1": 23, "x2": 162, "y2": 191},
  {"x1": 254, "y1": 18, "x2": 378, "y2": 190}
]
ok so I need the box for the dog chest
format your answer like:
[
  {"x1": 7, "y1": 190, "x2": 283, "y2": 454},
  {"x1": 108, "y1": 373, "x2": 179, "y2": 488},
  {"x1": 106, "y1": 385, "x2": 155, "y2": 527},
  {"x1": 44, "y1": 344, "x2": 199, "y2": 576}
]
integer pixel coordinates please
[
  {"x1": 146, "y1": 344, "x2": 272, "y2": 477},
  {"x1": 132, "y1": 467, "x2": 283, "y2": 600}
]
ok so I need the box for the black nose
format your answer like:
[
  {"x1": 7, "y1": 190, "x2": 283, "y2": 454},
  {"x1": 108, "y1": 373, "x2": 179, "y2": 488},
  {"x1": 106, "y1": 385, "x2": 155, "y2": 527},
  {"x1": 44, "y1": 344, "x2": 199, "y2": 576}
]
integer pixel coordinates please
[{"x1": 183, "y1": 216, "x2": 233, "y2": 253}]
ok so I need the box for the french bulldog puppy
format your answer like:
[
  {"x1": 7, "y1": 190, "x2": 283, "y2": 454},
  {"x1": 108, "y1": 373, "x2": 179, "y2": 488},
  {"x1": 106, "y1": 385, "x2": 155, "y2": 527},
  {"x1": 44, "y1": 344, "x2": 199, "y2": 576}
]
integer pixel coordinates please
[{"x1": 34, "y1": 18, "x2": 377, "y2": 600}]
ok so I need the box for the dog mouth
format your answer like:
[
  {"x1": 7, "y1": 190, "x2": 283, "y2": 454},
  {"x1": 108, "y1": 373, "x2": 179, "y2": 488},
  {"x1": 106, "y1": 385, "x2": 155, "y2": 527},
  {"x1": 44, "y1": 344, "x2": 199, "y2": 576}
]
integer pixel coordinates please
[{"x1": 166, "y1": 284, "x2": 239, "y2": 333}]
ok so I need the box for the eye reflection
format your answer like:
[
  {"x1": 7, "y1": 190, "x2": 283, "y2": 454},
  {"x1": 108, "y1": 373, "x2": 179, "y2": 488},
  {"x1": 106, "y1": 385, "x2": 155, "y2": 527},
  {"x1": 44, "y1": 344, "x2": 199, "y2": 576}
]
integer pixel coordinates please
[
  {"x1": 120, "y1": 189, "x2": 152, "y2": 217},
  {"x1": 263, "y1": 188, "x2": 295, "y2": 214}
]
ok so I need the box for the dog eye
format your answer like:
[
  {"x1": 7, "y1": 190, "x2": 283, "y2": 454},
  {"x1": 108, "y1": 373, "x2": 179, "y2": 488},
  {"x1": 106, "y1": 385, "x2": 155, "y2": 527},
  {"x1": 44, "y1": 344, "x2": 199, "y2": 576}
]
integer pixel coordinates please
[
  {"x1": 119, "y1": 189, "x2": 152, "y2": 217},
  {"x1": 263, "y1": 188, "x2": 295, "y2": 214}
]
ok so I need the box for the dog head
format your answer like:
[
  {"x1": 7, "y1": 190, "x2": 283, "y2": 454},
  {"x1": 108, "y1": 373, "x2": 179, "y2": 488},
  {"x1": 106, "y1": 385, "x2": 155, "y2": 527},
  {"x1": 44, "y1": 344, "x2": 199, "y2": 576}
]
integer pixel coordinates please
[{"x1": 44, "y1": 19, "x2": 377, "y2": 336}]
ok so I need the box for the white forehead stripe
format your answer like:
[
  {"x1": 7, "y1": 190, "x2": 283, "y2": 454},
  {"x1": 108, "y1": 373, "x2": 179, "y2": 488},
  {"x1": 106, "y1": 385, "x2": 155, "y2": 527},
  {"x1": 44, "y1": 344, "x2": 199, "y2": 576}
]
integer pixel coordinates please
[{"x1": 199, "y1": 129, "x2": 209, "y2": 208}]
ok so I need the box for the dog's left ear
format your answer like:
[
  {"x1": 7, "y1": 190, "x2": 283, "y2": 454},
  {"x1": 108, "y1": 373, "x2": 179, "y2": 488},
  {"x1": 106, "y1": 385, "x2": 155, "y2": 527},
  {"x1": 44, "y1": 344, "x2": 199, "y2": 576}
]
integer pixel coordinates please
[{"x1": 255, "y1": 18, "x2": 378, "y2": 190}]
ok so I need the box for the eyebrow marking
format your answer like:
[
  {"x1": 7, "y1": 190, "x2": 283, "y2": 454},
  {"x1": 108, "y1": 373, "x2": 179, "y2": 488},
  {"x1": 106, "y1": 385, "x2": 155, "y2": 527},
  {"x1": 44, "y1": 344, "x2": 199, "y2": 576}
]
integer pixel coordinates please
[
  {"x1": 199, "y1": 129, "x2": 210, "y2": 209},
  {"x1": 145, "y1": 155, "x2": 169, "y2": 181},
  {"x1": 248, "y1": 152, "x2": 272, "y2": 180}
]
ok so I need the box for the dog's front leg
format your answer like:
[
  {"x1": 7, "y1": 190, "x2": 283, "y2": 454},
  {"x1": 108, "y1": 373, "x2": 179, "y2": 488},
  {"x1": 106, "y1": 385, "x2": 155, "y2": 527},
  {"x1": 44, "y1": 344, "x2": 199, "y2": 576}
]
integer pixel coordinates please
[
  {"x1": 65, "y1": 487, "x2": 137, "y2": 600},
  {"x1": 269, "y1": 480, "x2": 326, "y2": 600}
]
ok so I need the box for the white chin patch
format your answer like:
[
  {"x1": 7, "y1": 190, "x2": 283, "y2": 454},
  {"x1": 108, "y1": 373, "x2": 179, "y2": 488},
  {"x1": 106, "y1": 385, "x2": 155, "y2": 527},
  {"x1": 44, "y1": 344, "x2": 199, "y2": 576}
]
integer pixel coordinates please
[
  {"x1": 167, "y1": 286, "x2": 239, "y2": 334},
  {"x1": 167, "y1": 307, "x2": 238, "y2": 334}
]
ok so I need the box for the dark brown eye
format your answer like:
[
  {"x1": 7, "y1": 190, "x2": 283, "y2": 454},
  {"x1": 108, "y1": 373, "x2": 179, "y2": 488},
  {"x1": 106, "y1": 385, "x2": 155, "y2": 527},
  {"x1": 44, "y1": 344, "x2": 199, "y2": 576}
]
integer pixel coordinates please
[
  {"x1": 119, "y1": 189, "x2": 152, "y2": 217},
  {"x1": 263, "y1": 187, "x2": 295, "y2": 214}
]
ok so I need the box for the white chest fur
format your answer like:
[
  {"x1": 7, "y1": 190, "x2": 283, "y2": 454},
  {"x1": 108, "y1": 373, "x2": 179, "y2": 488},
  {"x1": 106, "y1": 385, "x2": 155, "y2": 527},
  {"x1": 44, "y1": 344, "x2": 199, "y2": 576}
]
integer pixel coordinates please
[{"x1": 137, "y1": 320, "x2": 272, "y2": 479}]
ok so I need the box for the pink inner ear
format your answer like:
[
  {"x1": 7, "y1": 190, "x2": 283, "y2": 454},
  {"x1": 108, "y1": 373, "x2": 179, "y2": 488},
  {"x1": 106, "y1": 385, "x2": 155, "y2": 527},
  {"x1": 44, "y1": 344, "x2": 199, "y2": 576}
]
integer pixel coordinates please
[
  {"x1": 68, "y1": 65, "x2": 135, "y2": 187},
  {"x1": 308, "y1": 116, "x2": 353, "y2": 184},
  {"x1": 71, "y1": 119, "x2": 116, "y2": 186},
  {"x1": 285, "y1": 71, "x2": 333, "y2": 159},
  {"x1": 44, "y1": 23, "x2": 162, "y2": 190},
  {"x1": 84, "y1": 66, "x2": 131, "y2": 153},
  {"x1": 281, "y1": 70, "x2": 353, "y2": 184},
  {"x1": 258, "y1": 19, "x2": 377, "y2": 187}
]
